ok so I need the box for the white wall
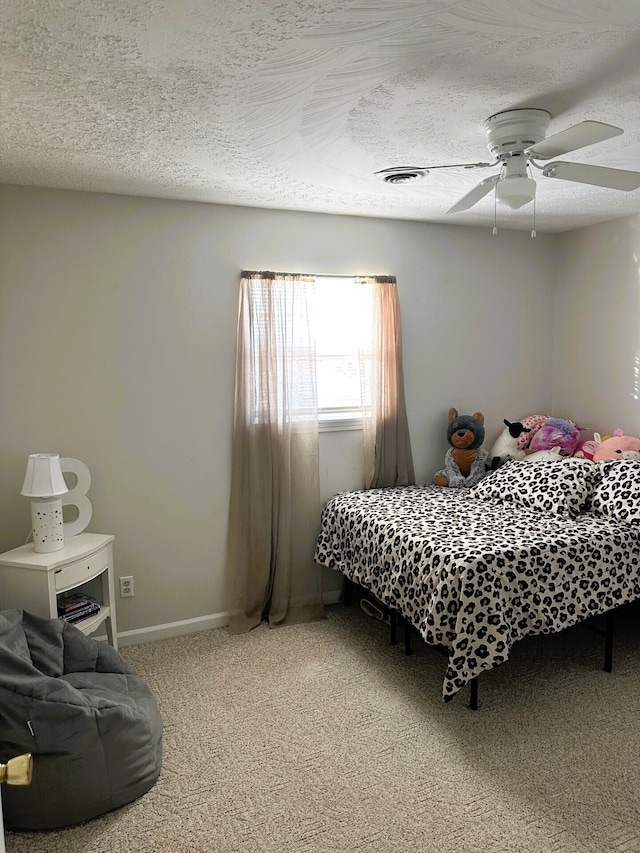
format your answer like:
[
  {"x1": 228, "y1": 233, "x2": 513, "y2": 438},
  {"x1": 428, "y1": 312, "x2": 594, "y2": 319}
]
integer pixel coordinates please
[
  {"x1": 0, "y1": 184, "x2": 558, "y2": 637},
  {"x1": 552, "y1": 213, "x2": 640, "y2": 436}
]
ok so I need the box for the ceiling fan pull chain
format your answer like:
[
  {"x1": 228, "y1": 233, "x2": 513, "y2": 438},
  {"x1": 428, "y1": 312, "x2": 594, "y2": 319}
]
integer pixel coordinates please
[
  {"x1": 492, "y1": 178, "x2": 498, "y2": 235},
  {"x1": 530, "y1": 164, "x2": 537, "y2": 237}
]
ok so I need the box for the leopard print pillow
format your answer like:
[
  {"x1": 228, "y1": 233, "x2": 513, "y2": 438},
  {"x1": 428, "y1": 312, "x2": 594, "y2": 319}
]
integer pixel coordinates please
[
  {"x1": 590, "y1": 459, "x2": 640, "y2": 523},
  {"x1": 469, "y1": 457, "x2": 595, "y2": 518}
]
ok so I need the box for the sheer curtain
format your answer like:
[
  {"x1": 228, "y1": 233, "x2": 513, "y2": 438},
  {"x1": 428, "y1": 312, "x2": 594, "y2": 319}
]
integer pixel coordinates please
[
  {"x1": 227, "y1": 271, "x2": 325, "y2": 633},
  {"x1": 227, "y1": 271, "x2": 414, "y2": 633},
  {"x1": 357, "y1": 275, "x2": 415, "y2": 489}
]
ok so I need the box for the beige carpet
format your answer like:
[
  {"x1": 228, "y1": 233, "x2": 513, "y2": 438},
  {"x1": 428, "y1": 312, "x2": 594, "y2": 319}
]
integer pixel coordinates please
[{"x1": 5, "y1": 603, "x2": 640, "y2": 853}]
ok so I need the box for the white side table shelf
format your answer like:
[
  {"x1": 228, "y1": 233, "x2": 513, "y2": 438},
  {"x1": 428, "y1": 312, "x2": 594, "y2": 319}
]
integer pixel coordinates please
[{"x1": 0, "y1": 533, "x2": 118, "y2": 649}]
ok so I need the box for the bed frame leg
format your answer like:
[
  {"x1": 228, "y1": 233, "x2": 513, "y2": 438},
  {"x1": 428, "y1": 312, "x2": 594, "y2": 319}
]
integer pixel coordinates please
[
  {"x1": 604, "y1": 609, "x2": 614, "y2": 673},
  {"x1": 469, "y1": 677, "x2": 479, "y2": 711},
  {"x1": 390, "y1": 611, "x2": 398, "y2": 645},
  {"x1": 404, "y1": 618, "x2": 412, "y2": 656},
  {"x1": 343, "y1": 577, "x2": 353, "y2": 607}
]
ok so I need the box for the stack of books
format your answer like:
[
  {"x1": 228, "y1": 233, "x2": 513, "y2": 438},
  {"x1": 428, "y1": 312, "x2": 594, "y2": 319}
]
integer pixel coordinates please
[{"x1": 57, "y1": 591, "x2": 100, "y2": 624}]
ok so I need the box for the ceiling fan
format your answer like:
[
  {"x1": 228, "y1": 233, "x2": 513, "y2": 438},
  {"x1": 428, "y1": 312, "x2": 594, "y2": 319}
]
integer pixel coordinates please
[{"x1": 375, "y1": 109, "x2": 640, "y2": 215}]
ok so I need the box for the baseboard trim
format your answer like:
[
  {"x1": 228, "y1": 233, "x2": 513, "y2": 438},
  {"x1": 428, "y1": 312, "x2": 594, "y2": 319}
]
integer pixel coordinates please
[
  {"x1": 111, "y1": 612, "x2": 229, "y2": 647},
  {"x1": 103, "y1": 590, "x2": 343, "y2": 647}
]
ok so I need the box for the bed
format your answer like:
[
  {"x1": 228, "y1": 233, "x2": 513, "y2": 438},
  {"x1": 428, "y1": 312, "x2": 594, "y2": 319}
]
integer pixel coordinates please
[{"x1": 314, "y1": 457, "x2": 640, "y2": 705}]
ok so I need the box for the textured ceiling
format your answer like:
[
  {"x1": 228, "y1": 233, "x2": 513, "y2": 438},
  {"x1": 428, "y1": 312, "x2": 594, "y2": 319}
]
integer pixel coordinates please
[{"x1": 3, "y1": 0, "x2": 640, "y2": 233}]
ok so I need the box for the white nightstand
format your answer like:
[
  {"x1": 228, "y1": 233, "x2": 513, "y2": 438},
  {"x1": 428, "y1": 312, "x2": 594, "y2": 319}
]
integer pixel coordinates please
[{"x1": 0, "y1": 533, "x2": 118, "y2": 649}]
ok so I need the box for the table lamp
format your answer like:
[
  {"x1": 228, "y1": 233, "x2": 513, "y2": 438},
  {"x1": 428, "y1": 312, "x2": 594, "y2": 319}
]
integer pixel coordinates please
[{"x1": 20, "y1": 453, "x2": 69, "y2": 553}]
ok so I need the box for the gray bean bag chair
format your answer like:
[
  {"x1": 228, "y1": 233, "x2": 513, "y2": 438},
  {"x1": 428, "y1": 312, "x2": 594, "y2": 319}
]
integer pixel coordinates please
[{"x1": 0, "y1": 609, "x2": 162, "y2": 830}]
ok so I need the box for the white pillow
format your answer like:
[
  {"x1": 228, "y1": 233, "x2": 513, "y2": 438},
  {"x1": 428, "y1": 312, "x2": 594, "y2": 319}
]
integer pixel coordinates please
[{"x1": 469, "y1": 458, "x2": 594, "y2": 518}]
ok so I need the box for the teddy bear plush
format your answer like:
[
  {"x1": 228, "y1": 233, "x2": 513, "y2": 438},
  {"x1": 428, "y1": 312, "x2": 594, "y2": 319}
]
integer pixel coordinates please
[{"x1": 434, "y1": 408, "x2": 487, "y2": 487}]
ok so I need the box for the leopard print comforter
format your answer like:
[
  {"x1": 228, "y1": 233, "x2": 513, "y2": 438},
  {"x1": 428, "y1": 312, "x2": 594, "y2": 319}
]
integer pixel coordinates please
[{"x1": 314, "y1": 484, "x2": 640, "y2": 701}]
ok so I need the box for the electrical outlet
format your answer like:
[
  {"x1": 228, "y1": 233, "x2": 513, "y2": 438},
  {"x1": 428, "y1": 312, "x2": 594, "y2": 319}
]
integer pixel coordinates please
[{"x1": 119, "y1": 576, "x2": 134, "y2": 598}]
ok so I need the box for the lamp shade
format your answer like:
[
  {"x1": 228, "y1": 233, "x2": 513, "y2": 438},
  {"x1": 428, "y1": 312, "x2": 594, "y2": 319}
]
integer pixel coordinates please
[
  {"x1": 496, "y1": 175, "x2": 537, "y2": 210},
  {"x1": 20, "y1": 454, "x2": 68, "y2": 498}
]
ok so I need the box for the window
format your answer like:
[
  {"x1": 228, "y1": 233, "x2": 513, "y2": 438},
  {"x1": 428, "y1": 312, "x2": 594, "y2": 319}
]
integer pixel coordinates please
[
  {"x1": 314, "y1": 276, "x2": 373, "y2": 430},
  {"x1": 244, "y1": 273, "x2": 373, "y2": 430},
  {"x1": 236, "y1": 269, "x2": 414, "y2": 488}
]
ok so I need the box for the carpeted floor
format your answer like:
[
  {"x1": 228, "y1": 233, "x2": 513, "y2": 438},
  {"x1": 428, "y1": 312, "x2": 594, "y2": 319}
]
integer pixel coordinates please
[{"x1": 5, "y1": 602, "x2": 640, "y2": 853}]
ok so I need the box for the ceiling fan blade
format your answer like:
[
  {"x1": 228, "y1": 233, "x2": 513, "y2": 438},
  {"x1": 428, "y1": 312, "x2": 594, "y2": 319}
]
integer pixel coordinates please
[
  {"x1": 525, "y1": 121, "x2": 623, "y2": 160},
  {"x1": 446, "y1": 175, "x2": 500, "y2": 214},
  {"x1": 542, "y1": 161, "x2": 640, "y2": 191}
]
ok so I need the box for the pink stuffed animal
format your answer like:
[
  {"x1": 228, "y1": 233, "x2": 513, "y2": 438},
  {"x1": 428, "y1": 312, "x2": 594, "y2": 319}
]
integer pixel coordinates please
[
  {"x1": 573, "y1": 437, "x2": 599, "y2": 460},
  {"x1": 516, "y1": 414, "x2": 550, "y2": 451},
  {"x1": 592, "y1": 429, "x2": 640, "y2": 461}
]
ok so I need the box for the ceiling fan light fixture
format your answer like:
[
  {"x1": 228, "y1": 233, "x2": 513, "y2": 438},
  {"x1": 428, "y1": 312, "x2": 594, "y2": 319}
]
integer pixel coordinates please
[{"x1": 496, "y1": 175, "x2": 536, "y2": 210}]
